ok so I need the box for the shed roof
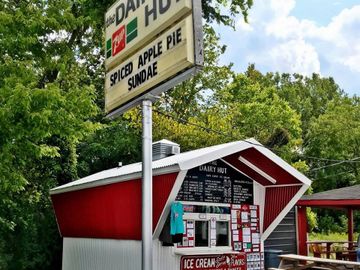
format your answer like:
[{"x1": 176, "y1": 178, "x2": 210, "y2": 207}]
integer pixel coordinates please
[
  {"x1": 301, "y1": 185, "x2": 360, "y2": 201},
  {"x1": 51, "y1": 138, "x2": 311, "y2": 195},
  {"x1": 298, "y1": 184, "x2": 360, "y2": 208}
]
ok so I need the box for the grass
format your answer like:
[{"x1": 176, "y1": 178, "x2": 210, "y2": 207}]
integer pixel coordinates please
[
  {"x1": 308, "y1": 232, "x2": 358, "y2": 253},
  {"x1": 309, "y1": 232, "x2": 352, "y2": 241}
]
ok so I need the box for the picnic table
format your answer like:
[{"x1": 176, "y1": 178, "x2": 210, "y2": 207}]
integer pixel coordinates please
[{"x1": 278, "y1": 254, "x2": 360, "y2": 270}]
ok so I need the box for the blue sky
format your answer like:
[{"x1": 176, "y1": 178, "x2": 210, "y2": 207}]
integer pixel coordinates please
[{"x1": 214, "y1": 0, "x2": 360, "y2": 96}]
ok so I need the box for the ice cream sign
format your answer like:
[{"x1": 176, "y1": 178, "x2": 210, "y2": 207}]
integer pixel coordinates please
[
  {"x1": 181, "y1": 254, "x2": 247, "y2": 270},
  {"x1": 105, "y1": 0, "x2": 192, "y2": 71}
]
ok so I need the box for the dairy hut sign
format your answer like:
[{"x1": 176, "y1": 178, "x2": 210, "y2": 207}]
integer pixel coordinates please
[
  {"x1": 105, "y1": 16, "x2": 194, "y2": 112},
  {"x1": 104, "y1": 0, "x2": 203, "y2": 116},
  {"x1": 105, "y1": 0, "x2": 192, "y2": 69}
]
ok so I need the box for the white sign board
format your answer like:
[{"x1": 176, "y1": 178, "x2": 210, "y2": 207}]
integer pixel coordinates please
[
  {"x1": 105, "y1": 16, "x2": 194, "y2": 113},
  {"x1": 105, "y1": 0, "x2": 192, "y2": 71},
  {"x1": 104, "y1": 0, "x2": 203, "y2": 117}
]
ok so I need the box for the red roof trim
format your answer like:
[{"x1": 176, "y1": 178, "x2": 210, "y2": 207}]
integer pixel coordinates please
[{"x1": 297, "y1": 199, "x2": 360, "y2": 207}]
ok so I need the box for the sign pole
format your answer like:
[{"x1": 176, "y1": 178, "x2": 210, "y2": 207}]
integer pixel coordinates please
[{"x1": 142, "y1": 99, "x2": 153, "y2": 270}]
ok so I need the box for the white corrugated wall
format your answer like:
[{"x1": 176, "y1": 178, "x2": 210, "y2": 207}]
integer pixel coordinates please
[
  {"x1": 62, "y1": 238, "x2": 179, "y2": 270},
  {"x1": 153, "y1": 240, "x2": 180, "y2": 270}
]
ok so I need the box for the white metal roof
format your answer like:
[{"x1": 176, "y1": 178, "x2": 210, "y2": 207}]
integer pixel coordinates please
[
  {"x1": 153, "y1": 139, "x2": 179, "y2": 146},
  {"x1": 51, "y1": 138, "x2": 311, "y2": 195}
]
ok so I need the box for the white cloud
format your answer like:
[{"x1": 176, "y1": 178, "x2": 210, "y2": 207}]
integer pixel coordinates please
[
  {"x1": 218, "y1": 0, "x2": 360, "y2": 95},
  {"x1": 321, "y1": 6, "x2": 360, "y2": 73},
  {"x1": 268, "y1": 39, "x2": 321, "y2": 75},
  {"x1": 270, "y1": 0, "x2": 295, "y2": 17},
  {"x1": 236, "y1": 20, "x2": 254, "y2": 32}
]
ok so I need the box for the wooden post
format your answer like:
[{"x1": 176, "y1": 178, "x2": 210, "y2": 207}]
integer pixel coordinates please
[
  {"x1": 297, "y1": 206, "x2": 308, "y2": 255},
  {"x1": 348, "y1": 208, "x2": 354, "y2": 250}
]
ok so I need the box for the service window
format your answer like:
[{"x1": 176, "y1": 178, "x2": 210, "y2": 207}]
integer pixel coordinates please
[
  {"x1": 194, "y1": 220, "x2": 208, "y2": 247},
  {"x1": 177, "y1": 203, "x2": 232, "y2": 250},
  {"x1": 216, "y1": 221, "x2": 229, "y2": 246}
]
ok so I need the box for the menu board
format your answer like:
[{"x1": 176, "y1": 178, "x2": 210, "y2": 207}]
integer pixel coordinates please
[{"x1": 176, "y1": 159, "x2": 253, "y2": 204}]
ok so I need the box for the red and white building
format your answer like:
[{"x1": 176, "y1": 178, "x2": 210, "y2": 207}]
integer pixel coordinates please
[{"x1": 51, "y1": 138, "x2": 311, "y2": 270}]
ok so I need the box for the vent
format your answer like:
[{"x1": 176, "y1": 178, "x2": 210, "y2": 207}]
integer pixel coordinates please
[
  {"x1": 152, "y1": 139, "x2": 180, "y2": 161},
  {"x1": 171, "y1": 145, "x2": 180, "y2": 155}
]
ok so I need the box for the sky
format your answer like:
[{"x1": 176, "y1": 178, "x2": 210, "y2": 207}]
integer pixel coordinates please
[{"x1": 214, "y1": 0, "x2": 360, "y2": 96}]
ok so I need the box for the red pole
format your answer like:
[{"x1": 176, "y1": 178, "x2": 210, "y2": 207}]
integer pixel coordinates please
[
  {"x1": 297, "y1": 206, "x2": 308, "y2": 255},
  {"x1": 348, "y1": 208, "x2": 354, "y2": 250}
]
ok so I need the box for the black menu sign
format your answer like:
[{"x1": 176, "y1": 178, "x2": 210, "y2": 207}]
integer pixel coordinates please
[{"x1": 176, "y1": 159, "x2": 253, "y2": 204}]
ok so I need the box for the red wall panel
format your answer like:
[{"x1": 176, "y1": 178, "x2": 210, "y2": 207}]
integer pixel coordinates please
[
  {"x1": 224, "y1": 149, "x2": 301, "y2": 186},
  {"x1": 51, "y1": 172, "x2": 178, "y2": 240},
  {"x1": 263, "y1": 186, "x2": 301, "y2": 231}
]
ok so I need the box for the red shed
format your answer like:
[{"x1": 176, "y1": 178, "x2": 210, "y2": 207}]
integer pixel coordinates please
[{"x1": 51, "y1": 138, "x2": 311, "y2": 270}]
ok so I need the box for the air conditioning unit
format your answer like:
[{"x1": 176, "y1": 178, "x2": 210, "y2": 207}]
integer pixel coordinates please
[
  {"x1": 171, "y1": 145, "x2": 180, "y2": 155},
  {"x1": 152, "y1": 139, "x2": 180, "y2": 160}
]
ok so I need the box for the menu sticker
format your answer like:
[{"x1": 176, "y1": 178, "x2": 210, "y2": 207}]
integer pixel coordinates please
[
  {"x1": 233, "y1": 234, "x2": 239, "y2": 241},
  {"x1": 210, "y1": 217, "x2": 216, "y2": 229},
  {"x1": 241, "y1": 212, "x2": 249, "y2": 223}
]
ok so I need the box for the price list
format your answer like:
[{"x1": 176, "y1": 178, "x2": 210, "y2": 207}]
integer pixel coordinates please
[
  {"x1": 176, "y1": 159, "x2": 253, "y2": 204},
  {"x1": 233, "y1": 179, "x2": 253, "y2": 204}
]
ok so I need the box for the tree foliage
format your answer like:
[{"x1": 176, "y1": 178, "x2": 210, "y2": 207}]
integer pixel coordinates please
[
  {"x1": 0, "y1": 0, "x2": 255, "y2": 269},
  {"x1": 1, "y1": 0, "x2": 359, "y2": 268},
  {"x1": 304, "y1": 98, "x2": 360, "y2": 192},
  {"x1": 0, "y1": 0, "x2": 102, "y2": 268},
  {"x1": 202, "y1": 0, "x2": 253, "y2": 26}
]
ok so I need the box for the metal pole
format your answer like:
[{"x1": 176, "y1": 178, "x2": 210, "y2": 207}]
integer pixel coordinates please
[{"x1": 142, "y1": 99, "x2": 153, "y2": 270}]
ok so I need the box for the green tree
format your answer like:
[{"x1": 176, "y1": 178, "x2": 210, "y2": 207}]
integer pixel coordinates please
[
  {"x1": 161, "y1": 24, "x2": 234, "y2": 119},
  {"x1": 202, "y1": 0, "x2": 253, "y2": 26},
  {"x1": 77, "y1": 119, "x2": 142, "y2": 178},
  {"x1": 245, "y1": 65, "x2": 343, "y2": 138},
  {"x1": 0, "y1": 0, "x2": 255, "y2": 268},
  {"x1": 304, "y1": 97, "x2": 360, "y2": 192},
  {"x1": 142, "y1": 71, "x2": 302, "y2": 156},
  {"x1": 215, "y1": 71, "x2": 303, "y2": 155},
  {"x1": 0, "y1": 0, "x2": 102, "y2": 268}
]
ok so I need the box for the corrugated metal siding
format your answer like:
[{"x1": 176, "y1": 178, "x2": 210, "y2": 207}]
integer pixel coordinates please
[
  {"x1": 153, "y1": 240, "x2": 181, "y2": 270},
  {"x1": 62, "y1": 238, "x2": 141, "y2": 270},
  {"x1": 264, "y1": 208, "x2": 297, "y2": 254},
  {"x1": 263, "y1": 186, "x2": 300, "y2": 231},
  {"x1": 62, "y1": 238, "x2": 179, "y2": 270}
]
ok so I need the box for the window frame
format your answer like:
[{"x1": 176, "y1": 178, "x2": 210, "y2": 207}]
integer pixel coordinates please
[{"x1": 175, "y1": 202, "x2": 233, "y2": 252}]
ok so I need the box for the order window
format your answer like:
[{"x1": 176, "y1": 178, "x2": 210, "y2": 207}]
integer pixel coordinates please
[
  {"x1": 177, "y1": 204, "x2": 232, "y2": 249},
  {"x1": 195, "y1": 221, "x2": 209, "y2": 247},
  {"x1": 216, "y1": 221, "x2": 229, "y2": 246}
]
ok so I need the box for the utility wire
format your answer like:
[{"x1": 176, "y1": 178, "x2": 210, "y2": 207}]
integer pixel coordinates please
[
  {"x1": 309, "y1": 157, "x2": 360, "y2": 172},
  {"x1": 153, "y1": 109, "x2": 360, "y2": 172},
  {"x1": 313, "y1": 170, "x2": 354, "y2": 180},
  {"x1": 297, "y1": 155, "x2": 360, "y2": 163}
]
